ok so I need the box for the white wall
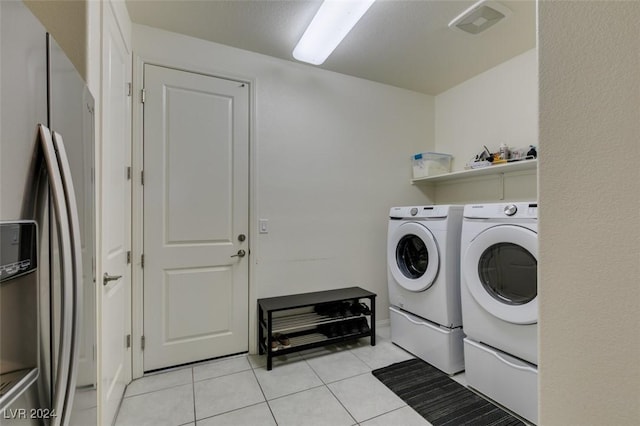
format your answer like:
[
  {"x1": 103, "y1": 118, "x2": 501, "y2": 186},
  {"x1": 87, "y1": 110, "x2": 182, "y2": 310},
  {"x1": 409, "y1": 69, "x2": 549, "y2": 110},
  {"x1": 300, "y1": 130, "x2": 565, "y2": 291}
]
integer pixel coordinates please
[
  {"x1": 25, "y1": 0, "x2": 87, "y2": 79},
  {"x1": 433, "y1": 49, "x2": 538, "y2": 204},
  {"x1": 538, "y1": 1, "x2": 640, "y2": 424},
  {"x1": 132, "y1": 25, "x2": 435, "y2": 337},
  {"x1": 255, "y1": 75, "x2": 433, "y2": 301},
  {"x1": 435, "y1": 49, "x2": 538, "y2": 171}
]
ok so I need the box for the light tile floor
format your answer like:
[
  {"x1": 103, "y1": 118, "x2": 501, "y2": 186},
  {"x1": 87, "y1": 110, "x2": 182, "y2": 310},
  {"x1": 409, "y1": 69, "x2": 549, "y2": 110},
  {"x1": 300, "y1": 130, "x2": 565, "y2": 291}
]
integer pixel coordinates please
[{"x1": 115, "y1": 326, "x2": 459, "y2": 426}]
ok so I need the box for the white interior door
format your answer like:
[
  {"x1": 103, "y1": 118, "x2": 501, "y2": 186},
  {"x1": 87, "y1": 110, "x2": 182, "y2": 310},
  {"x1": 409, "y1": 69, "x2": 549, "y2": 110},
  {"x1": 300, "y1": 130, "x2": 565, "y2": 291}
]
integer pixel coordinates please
[
  {"x1": 143, "y1": 65, "x2": 249, "y2": 371},
  {"x1": 101, "y1": 4, "x2": 132, "y2": 424}
]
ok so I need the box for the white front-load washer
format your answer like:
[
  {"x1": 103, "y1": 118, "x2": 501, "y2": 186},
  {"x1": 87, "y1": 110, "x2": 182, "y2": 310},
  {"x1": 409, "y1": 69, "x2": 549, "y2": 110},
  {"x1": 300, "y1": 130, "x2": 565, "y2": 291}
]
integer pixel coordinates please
[
  {"x1": 387, "y1": 205, "x2": 465, "y2": 374},
  {"x1": 460, "y1": 202, "x2": 538, "y2": 424}
]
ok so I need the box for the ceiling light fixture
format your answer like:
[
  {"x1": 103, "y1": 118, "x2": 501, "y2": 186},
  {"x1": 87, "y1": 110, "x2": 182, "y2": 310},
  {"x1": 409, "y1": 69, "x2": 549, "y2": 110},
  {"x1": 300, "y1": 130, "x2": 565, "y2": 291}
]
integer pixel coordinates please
[{"x1": 293, "y1": 0, "x2": 376, "y2": 65}]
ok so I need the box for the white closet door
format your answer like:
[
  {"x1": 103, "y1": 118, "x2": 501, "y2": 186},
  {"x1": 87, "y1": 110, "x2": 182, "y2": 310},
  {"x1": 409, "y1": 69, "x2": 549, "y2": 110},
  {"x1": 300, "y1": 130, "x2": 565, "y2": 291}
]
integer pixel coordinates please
[
  {"x1": 143, "y1": 64, "x2": 249, "y2": 371},
  {"x1": 101, "y1": 3, "x2": 132, "y2": 425}
]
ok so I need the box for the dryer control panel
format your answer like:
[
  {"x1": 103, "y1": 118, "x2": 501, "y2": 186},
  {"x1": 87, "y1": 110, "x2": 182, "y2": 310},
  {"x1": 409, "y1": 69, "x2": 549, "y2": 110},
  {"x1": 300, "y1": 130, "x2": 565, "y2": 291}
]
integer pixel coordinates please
[{"x1": 464, "y1": 203, "x2": 538, "y2": 219}]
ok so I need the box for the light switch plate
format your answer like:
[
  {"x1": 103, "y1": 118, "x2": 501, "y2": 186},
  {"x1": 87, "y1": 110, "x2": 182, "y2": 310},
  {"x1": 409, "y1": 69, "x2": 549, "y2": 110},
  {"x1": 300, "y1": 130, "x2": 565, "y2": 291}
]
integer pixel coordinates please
[{"x1": 259, "y1": 219, "x2": 268, "y2": 234}]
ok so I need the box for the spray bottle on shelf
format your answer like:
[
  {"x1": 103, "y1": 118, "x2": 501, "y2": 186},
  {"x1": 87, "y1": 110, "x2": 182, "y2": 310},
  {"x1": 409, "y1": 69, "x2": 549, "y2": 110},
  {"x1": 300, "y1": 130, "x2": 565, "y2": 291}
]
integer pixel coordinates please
[{"x1": 499, "y1": 143, "x2": 510, "y2": 161}]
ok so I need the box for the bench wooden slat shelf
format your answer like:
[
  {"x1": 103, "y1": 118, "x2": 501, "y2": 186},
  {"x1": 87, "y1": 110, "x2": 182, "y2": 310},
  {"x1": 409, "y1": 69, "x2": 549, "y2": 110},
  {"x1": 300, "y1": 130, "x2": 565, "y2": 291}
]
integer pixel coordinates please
[{"x1": 258, "y1": 287, "x2": 376, "y2": 370}]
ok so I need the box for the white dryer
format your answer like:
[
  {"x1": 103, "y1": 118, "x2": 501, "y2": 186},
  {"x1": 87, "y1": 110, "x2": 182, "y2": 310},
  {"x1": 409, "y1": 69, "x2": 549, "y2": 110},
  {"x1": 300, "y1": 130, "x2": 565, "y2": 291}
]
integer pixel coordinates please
[
  {"x1": 387, "y1": 205, "x2": 464, "y2": 374},
  {"x1": 460, "y1": 202, "x2": 538, "y2": 424}
]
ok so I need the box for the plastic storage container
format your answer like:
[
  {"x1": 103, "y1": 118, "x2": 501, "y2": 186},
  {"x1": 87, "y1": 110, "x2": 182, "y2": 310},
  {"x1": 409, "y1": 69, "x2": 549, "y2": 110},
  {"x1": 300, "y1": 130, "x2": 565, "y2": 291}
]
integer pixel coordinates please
[{"x1": 412, "y1": 152, "x2": 452, "y2": 178}]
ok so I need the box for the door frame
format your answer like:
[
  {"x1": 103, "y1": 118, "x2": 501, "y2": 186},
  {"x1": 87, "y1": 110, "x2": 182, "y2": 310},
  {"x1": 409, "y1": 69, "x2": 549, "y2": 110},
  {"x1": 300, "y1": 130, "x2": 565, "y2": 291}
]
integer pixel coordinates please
[{"x1": 131, "y1": 54, "x2": 257, "y2": 378}]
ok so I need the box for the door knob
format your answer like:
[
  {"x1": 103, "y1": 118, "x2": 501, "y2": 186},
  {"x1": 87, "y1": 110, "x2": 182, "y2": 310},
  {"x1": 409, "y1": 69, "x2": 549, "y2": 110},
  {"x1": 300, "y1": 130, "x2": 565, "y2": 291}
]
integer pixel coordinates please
[
  {"x1": 103, "y1": 272, "x2": 122, "y2": 286},
  {"x1": 231, "y1": 249, "x2": 246, "y2": 258}
]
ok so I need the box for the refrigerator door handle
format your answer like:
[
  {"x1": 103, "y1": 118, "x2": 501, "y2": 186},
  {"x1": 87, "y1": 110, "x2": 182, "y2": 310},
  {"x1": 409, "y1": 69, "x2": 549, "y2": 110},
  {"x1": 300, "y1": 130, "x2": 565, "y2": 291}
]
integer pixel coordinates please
[
  {"x1": 52, "y1": 130, "x2": 83, "y2": 425},
  {"x1": 39, "y1": 125, "x2": 72, "y2": 426}
]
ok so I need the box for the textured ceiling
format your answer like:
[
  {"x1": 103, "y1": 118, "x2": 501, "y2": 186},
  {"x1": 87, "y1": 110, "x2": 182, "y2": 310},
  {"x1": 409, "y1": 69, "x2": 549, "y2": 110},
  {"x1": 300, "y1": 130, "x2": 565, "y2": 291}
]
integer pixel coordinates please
[{"x1": 126, "y1": 0, "x2": 536, "y2": 95}]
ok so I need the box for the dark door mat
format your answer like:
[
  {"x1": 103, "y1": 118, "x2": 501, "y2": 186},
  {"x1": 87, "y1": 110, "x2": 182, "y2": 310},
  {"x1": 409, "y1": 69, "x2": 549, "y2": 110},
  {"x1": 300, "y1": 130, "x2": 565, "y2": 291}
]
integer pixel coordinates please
[{"x1": 372, "y1": 358, "x2": 525, "y2": 426}]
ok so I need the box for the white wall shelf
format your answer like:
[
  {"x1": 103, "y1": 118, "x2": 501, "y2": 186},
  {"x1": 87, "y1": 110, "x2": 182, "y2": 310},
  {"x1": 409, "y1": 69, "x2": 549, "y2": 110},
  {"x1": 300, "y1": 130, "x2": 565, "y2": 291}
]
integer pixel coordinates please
[{"x1": 411, "y1": 159, "x2": 537, "y2": 185}]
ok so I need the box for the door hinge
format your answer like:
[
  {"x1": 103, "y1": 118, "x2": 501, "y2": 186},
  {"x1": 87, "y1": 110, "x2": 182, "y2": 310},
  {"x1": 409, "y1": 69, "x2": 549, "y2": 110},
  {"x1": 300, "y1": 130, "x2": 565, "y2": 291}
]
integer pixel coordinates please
[
  {"x1": 141, "y1": 336, "x2": 146, "y2": 350},
  {"x1": 126, "y1": 166, "x2": 131, "y2": 180},
  {"x1": 141, "y1": 88, "x2": 146, "y2": 103},
  {"x1": 141, "y1": 254, "x2": 144, "y2": 268},
  {"x1": 126, "y1": 334, "x2": 131, "y2": 348},
  {"x1": 126, "y1": 251, "x2": 131, "y2": 264},
  {"x1": 127, "y1": 82, "x2": 132, "y2": 97},
  {"x1": 141, "y1": 170, "x2": 144, "y2": 185}
]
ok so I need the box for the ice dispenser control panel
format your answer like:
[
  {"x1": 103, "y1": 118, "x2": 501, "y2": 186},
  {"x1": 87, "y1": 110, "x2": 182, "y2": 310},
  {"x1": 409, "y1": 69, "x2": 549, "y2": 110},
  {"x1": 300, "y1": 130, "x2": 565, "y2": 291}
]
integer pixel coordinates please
[{"x1": 0, "y1": 222, "x2": 37, "y2": 282}]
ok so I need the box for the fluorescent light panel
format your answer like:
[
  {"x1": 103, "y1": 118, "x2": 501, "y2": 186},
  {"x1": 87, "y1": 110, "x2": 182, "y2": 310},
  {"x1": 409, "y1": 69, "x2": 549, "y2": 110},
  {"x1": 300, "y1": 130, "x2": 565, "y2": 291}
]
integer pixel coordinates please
[{"x1": 293, "y1": 0, "x2": 376, "y2": 65}]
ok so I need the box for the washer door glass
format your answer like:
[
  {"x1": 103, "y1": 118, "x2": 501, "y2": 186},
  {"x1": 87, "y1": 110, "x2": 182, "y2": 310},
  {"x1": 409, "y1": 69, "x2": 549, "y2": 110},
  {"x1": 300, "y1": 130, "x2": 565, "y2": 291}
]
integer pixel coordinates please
[
  {"x1": 478, "y1": 243, "x2": 537, "y2": 305},
  {"x1": 462, "y1": 224, "x2": 537, "y2": 324},
  {"x1": 388, "y1": 222, "x2": 439, "y2": 292},
  {"x1": 396, "y1": 234, "x2": 428, "y2": 279}
]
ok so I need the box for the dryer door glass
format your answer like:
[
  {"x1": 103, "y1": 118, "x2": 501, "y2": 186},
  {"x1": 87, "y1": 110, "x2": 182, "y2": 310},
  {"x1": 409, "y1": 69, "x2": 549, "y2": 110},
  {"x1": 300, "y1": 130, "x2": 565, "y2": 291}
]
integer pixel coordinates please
[
  {"x1": 396, "y1": 234, "x2": 428, "y2": 279},
  {"x1": 478, "y1": 242, "x2": 537, "y2": 305}
]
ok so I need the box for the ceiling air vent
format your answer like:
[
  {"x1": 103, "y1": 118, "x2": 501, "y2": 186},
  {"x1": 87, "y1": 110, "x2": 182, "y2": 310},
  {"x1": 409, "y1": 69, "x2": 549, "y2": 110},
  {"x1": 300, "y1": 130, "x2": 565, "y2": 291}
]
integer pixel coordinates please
[{"x1": 449, "y1": 0, "x2": 512, "y2": 35}]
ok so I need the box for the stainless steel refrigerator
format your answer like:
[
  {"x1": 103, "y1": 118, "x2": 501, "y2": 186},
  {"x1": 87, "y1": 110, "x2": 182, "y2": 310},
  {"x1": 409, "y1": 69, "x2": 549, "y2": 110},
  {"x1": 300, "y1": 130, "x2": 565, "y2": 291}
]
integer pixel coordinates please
[{"x1": 0, "y1": 1, "x2": 97, "y2": 425}]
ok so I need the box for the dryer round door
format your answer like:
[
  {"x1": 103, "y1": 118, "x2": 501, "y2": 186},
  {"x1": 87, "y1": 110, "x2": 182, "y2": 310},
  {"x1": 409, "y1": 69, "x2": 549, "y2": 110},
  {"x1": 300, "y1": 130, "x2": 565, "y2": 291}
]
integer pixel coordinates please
[
  {"x1": 463, "y1": 224, "x2": 537, "y2": 324},
  {"x1": 388, "y1": 222, "x2": 439, "y2": 292}
]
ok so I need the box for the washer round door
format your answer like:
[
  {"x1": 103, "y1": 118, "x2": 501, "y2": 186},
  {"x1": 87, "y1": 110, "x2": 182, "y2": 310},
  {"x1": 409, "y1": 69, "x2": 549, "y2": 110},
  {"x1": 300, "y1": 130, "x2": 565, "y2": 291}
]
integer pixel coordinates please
[
  {"x1": 388, "y1": 222, "x2": 440, "y2": 292},
  {"x1": 463, "y1": 224, "x2": 538, "y2": 325}
]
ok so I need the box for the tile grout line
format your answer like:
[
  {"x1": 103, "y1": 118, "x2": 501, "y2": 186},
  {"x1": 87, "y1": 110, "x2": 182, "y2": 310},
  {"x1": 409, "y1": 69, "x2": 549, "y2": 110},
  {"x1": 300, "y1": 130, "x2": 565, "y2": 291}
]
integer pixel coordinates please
[
  {"x1": 122, "y1": 335, "x2": 394, "y2": 425},
  {"x1": 194, "y1": 367, "x2": 268, "y2": 423},
  {"x1": 194, "y1": 400, "x2": 268, "y2": 424},
  {"x1": 251, "y1": 355, "x2": 328, "y2": 403},
  {"x1": 353, "y1": 404, "x2": 413, "y2": 425},
  {"x1": 190, "y1": 367, "x2": 196, "y2": 425},
  {"x1": 124, "y1": 379, "x2": 194, "y2": 400},
  {"x1": 126, "y1": 361, "x2": 255, "y2": 400},
  {"x1": 301, "y1": 356, "x2": 328, "y2": 385},
  {"x1": 324, "y1": 380, "x2": 359, "y2": 426},
  {"x1": 346, "y1": 344, "x2": 376, "y2": 369},
  {"x1": 112, "y1": 387, "x2": 127, "y2": 426},
  {"x1": 349, "y1": 341, "x2": 415, "y2": 371},
  {"x1": 247, "y1": 354, "x2": 302, "y2": 370},
  {"x1": 249, "y1": 360, "x2": 279, "y2": 425},
  {"x1": 264, "y1": 383, "x2": 327, "y2": 403},
  {"x1": 192, "y1": 366, "x2": 253, "y2": 384},
  {"x1": 302, "y1": 356, "x2": 359, "y2": 425},
  {"x1": 325, "y1": 366, "x2": 414, "y2": 424},
  {"x1": 303, "y1": 349, "x2": 376, "y2": 385}
]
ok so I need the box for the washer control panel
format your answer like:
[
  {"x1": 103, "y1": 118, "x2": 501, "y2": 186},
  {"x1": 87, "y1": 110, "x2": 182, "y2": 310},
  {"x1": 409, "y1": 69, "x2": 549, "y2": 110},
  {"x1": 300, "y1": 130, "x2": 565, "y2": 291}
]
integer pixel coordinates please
[{"x1": 390, "y1": 205, "x2": 460, "y2": 219}]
